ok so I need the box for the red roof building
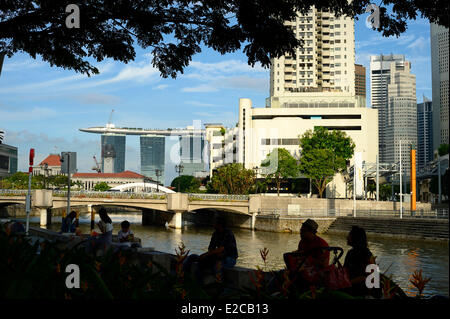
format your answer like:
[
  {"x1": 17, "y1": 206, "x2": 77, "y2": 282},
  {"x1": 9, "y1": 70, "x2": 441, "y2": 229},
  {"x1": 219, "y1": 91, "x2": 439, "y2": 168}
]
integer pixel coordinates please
[{"x1": 32, "y1": 154, "x2": 62, "y2": 176}]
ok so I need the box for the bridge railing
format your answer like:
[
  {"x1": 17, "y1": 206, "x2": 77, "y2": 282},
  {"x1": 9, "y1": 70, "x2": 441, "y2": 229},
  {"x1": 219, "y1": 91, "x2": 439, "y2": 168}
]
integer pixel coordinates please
[
  {"x1": 53, "y1": 190, "x2": 167, "y2": 200},
  {"x1": 0, "y1": 189, "x2": 29, "y2": 196},
  {"x1": 187, "y1": 193, "x2": 249, "y2": 201},
  {"x1": 257, "y1": 208, "x2": 449, "y2": 219}
]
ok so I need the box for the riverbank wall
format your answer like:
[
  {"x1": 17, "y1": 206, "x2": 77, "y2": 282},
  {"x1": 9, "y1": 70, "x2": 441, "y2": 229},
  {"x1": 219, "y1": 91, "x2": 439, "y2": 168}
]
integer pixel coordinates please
[
  {"x1": 0, "y1": 204, "x2": 141, "y2": 218},
  {"x1": 327, "y1": 217, "x2": 449, "y2": 241}
]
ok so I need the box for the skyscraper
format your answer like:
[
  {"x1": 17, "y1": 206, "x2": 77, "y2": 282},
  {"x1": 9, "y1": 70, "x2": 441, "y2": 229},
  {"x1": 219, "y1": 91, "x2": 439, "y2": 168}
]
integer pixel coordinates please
[
  {"x1": 101, "y1": 133, "x2": 126, "y2": 173},
  {"x1": 430, "y1": 23, "x2": 449, "y2": 151},
  {"x1": 140, "y1": 135, "x2": 165, "y2": 183},
  {"x1": 417, "y1": 96, "x2": 433, "y2": 171},
  {"x1": 384, "y1": 59, "x2": 417, "y2": 175},
  {"x1": 370, "y1": 54, "x2": 407, "y2": 162},
  {"x1": 179, "y1": 129, "x2": 207, "y2": 177},
  {"x1": 267, "y1": 7, "x2": 362, "y2": 109}
]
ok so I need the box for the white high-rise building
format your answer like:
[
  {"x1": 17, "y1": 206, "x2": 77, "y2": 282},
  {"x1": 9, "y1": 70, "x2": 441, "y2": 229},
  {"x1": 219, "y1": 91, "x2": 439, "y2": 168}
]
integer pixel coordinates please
[
  {"x1": 430, "y1": 23, "x2": 449, "y2": 151},
  {"x1": 370, "y1": 54, "x2": 407, "y2": 162},
  {"x1": 267, "y1": 7, "x2": 364, "y2": 109}
]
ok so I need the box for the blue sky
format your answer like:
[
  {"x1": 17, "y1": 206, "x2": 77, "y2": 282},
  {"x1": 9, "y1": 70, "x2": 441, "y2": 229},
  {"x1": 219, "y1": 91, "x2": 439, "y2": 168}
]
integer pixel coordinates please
[{"x1": 0, "y1": 13, "x2": 432, "y2": 185}]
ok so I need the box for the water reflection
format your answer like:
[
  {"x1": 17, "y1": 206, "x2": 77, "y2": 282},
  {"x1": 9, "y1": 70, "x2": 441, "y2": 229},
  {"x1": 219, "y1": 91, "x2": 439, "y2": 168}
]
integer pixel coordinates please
[{"x1": 27, "y1": 212, "x2": 448, "y2": 297}]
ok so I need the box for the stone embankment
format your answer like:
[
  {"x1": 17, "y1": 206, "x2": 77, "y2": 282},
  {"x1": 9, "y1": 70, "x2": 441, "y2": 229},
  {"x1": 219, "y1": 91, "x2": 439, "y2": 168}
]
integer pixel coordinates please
[{"x1": 327, "y1": 217, "x2": 449, "y2": 241}]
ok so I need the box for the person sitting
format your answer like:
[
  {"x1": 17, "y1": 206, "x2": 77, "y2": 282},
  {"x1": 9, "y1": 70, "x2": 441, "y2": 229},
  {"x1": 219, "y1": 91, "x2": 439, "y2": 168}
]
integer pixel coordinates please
[
  {"x1": 343, "y1": 226, "x2": 380, "y2": 297},
  {"x1": 118, "y1": 220, "x2": 134, "y2": 243},
  {"x1": 61, "y1": 211, "x2": 77, "y2": 233},
  {"x1": 183, "y1": 216, "x2": 238, "y2": 284},
  {"x1": 284, "y1": 219, "x2": 330, "y2": 287},
  {"x1": 86, "y1": 207, "x2": 113, "y2": 254}
]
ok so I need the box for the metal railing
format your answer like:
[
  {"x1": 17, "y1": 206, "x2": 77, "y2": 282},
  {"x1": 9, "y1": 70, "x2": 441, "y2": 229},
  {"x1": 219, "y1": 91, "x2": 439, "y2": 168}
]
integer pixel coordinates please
[
  {"x1": 0, "y1": 189, "x2": 28, "y2": 196},
  {"x1": 52, "y1": 190, "x2": 167, "y2": 200},
  {"x1": 187, "y1": 193, "x2": 249, "y2": 201},
  {"x1": 0, "y1": 189, "x2": 167, "y2": 200},
  {"x1": 257, "y1": 207, "x2": 449, "y2": 219}
]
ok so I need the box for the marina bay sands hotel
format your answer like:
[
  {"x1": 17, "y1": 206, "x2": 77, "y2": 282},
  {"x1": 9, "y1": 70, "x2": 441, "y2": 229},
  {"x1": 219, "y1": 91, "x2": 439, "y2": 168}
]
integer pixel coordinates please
[{"x1": 79, "y1": 124, "x2": 207, "y2": 184}]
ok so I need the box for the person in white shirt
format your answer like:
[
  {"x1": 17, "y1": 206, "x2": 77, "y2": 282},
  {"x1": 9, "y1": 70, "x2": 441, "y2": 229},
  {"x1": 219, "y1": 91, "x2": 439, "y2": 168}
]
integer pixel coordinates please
[
  {"x1": 118, "y1": 220, "x2": 134, "y2": 242},
  {"x1": 86, "y1": 207, "x2": 113, "y2": 254}
]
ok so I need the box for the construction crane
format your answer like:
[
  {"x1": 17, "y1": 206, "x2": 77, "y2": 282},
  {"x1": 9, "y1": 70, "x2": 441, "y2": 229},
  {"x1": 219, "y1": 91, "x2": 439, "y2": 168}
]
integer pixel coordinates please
[
  {"x1": 106, "y1": 109, "x2": 115, "y2": 129},
  {"x1": 92, "y1": 155, "x2": 101, "y2": 173}
]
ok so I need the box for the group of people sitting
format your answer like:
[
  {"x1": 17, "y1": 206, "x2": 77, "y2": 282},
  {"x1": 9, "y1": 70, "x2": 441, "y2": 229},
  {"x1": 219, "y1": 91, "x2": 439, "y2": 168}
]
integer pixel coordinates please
[
  {"x1": 181, "y1": 217, "x2": 380, "y2": 297},
  {"x1": 59, "y1": 209, "x2": 380, "y2": 296},
  {"x1": 60, "y1": 207, "x2": 138, "y2": 253}
]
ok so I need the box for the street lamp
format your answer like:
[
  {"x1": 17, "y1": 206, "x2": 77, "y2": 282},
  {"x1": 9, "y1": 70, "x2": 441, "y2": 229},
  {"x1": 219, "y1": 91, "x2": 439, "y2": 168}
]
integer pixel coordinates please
[
  {"x1": 175, "y1": 164, "x2": 184, "y2": 192},
  {"x1": 40, "y1": 163, "x2": 48, "y2": 189},
  {"x1": 155, "y1": 169, "x2": 162, "y2": 193}
]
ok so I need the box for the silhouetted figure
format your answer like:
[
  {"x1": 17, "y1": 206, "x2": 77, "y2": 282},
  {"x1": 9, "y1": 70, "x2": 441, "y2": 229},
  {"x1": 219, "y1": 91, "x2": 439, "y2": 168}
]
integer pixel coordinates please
[
  {"x1": 343, "y1": 226, "x2": 379, "y2": 297},
  {"x1": 61, "y1": 211, "x2": 77, "y2": 233},
  {"x1": 118, "y1": 220, "x2": 134, "y2": 242},
  {"x1": 283, "y1": 219, "x2": 330, "y2": 287},
  {"x1": 86, "y1": 207, "x2": 113, "y2": 254},
  {"x1": 183, "y1": 216, "x2": 238, "y2": 284}
]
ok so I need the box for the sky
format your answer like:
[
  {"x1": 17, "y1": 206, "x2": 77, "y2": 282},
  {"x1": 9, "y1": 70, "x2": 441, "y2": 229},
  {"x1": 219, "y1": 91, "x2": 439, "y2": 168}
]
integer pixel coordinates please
[{"x1": 0, "y1": 11, "x2": 433, "y2": 185}]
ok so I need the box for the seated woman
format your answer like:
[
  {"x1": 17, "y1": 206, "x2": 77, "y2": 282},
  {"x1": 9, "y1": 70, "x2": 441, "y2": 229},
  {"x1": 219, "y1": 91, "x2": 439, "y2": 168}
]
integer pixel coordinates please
[
  {"x1": 86, "y1": 208, "x2": 113, "y2": 254},
  {"x1": 343, "y1": 226, "x2": 380, "y2": 297},
  {"x1": 61, "y1": 211, "x2": 77, "y2": 233}
]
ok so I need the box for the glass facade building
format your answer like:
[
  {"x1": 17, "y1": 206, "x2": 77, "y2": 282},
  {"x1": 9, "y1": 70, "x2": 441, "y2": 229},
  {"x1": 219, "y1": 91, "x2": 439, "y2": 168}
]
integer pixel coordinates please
[
  {"x1": 0, "y1": 143, "x2": 18, "y2": 178},
  {"x1": 140, "y1": 135, "x2": 165, "y2": 183},
  {"x1": 101, "y1": 134, "x2": 126, "y2": 173},
  {"x1": 417, "y1": 97, "x2": 433, "y2": 171},
  {"x1": 179, "y1": 133, "x2": 206, "y2": 176}
]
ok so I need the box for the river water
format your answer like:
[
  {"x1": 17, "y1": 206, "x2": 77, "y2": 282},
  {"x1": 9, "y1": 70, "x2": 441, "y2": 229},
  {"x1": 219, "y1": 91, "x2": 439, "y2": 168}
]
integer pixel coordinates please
[{"x1": 26, "y1": 212, "x2": 448, "y2": 297}]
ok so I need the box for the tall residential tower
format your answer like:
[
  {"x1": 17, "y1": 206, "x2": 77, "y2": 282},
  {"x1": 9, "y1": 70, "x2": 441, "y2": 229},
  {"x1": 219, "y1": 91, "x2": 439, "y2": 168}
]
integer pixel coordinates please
[{"x1": 267, "y1": 7, "x2": 363, "y2": 109}]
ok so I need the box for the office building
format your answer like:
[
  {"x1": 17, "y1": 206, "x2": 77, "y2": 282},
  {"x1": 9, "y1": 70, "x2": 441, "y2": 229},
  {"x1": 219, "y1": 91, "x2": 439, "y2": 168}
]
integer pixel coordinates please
[
  {"x1": 417, "y1": 96, "x2": 433, "y2": 171},
  {"x1": 384, "y1": 59, "x2": 417, "y2": 175},
  {"x1": 101, "y1": 133, "x2": 126, "y2": 173},
  {"x1": 430, "y1": 23, "x2": 449, "y2": 151},
  {"x1": 0, "y1": 142, "x2": 18, "y2": 178},
  {"x1": 179, "y1": 126, "x2": 207, "y2": 177},
  {"x1": 208, "y1": 98, "x2": 378, "y2": 198},
  {"x1": 140, "y1": 135, "x2": 165, "y2": 184},
  {"x1": 370, "y1": 54, "x2": 408, "y2": 163},
  {"x1": 267, "y1": 7, "x2": 363, "y2": 109},
  {"x1": 355, "y1": 64, "x2": 366, "y2": 99}
]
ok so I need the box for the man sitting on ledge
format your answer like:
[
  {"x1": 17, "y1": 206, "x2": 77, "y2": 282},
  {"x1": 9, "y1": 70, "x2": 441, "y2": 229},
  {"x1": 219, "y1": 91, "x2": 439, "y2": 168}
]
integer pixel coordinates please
[{"x1": 183, "y1": 216, "x2": 238, "y2": 284}]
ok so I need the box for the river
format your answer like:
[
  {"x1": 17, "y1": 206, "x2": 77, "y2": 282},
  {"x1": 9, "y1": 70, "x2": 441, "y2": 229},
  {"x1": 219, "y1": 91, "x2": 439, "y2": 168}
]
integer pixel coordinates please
[{"x1": 26, "y1": 212, "x2": 449, "y2": 297}]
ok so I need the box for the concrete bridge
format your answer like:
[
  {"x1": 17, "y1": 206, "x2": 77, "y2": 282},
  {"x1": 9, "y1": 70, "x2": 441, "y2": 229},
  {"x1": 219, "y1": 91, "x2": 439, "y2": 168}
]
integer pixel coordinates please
[{"x1": 0, "y1": 190, "x2": 256, "y2": 229}]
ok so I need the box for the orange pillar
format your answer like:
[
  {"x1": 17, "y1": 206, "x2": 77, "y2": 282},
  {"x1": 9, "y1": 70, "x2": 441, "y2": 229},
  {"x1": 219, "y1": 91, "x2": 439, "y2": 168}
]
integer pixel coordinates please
[{"x1": 411, "y1": 149, "x2": 416, "y2": 212}]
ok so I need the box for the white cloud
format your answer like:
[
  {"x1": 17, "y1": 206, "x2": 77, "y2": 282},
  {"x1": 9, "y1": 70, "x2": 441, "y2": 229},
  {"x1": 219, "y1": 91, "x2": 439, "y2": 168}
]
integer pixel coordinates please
[
  {"x1": 182, "y1": 84, "x2": 219, "y2": 93},
  {"x1": 153, "y1": 84, "x2": 169, "y2": 90},
  {"x1": 407, "y1": 36, "x2": 428, "y2": 51},
  {"x1": 74, "y1": 93, "x2": 121, "y2": 105},
  {"x1": 0, "y1": 107, "x2": 58, "y2": 121},
  {"x1": 185, "y1": 101, "x2": 219, "y2": 107}
]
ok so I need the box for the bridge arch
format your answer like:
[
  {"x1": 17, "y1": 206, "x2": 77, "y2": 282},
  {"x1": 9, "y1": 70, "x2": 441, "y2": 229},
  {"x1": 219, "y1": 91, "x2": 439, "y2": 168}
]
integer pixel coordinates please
[{"x1": 110, "y1": 182, "x2": 175, "y2": 194}]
